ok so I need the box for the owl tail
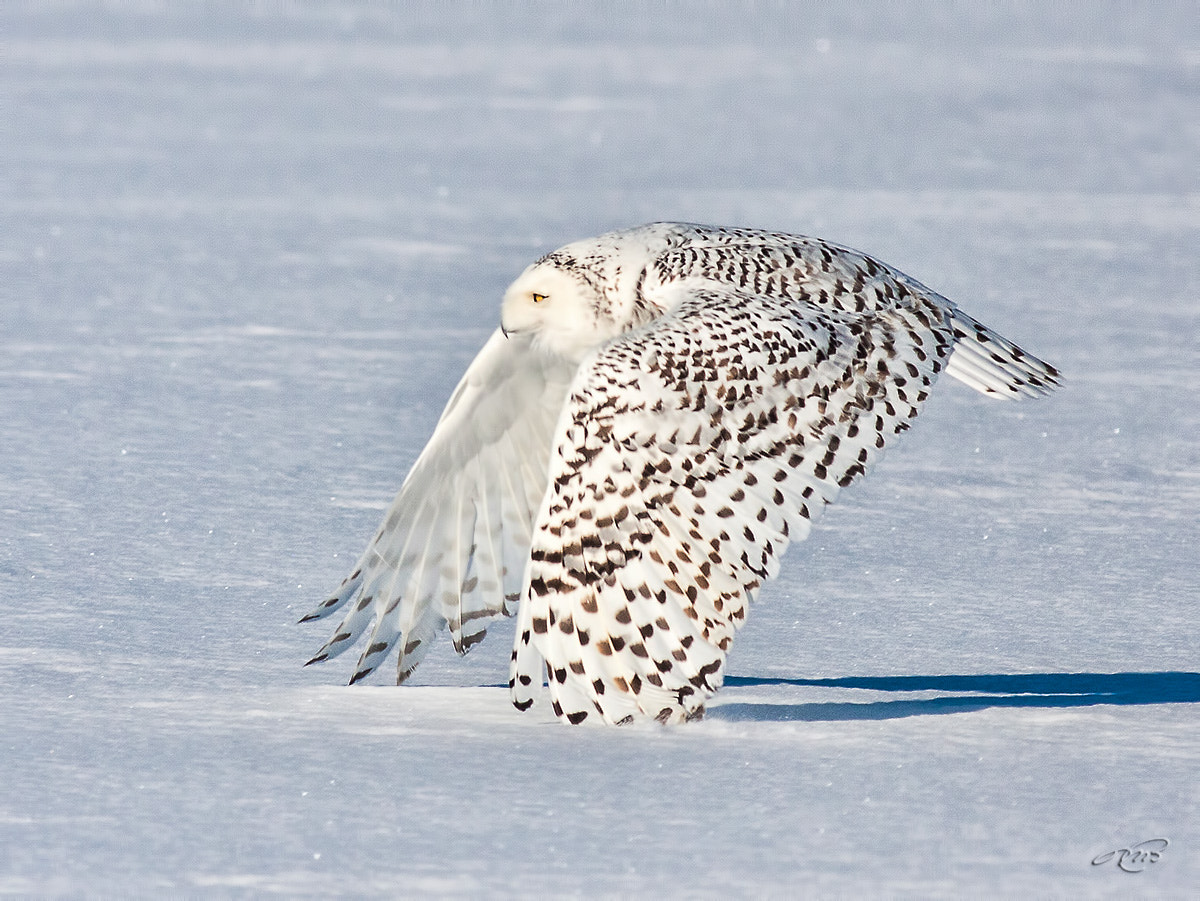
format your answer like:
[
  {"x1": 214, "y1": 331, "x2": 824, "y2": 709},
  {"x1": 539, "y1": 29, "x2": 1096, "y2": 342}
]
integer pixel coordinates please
[{"x1": 945, "y1": 310, "x2": 1061, "y2": 399}]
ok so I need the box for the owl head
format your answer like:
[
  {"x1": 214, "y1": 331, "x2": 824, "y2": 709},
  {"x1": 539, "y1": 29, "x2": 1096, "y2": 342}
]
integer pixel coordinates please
[
  {"x1": 499, "y1": 224, "x2": 681, "y2": 362},
  {"x1": 500, "y1": 259, "x2": 619, "y2": 362}
]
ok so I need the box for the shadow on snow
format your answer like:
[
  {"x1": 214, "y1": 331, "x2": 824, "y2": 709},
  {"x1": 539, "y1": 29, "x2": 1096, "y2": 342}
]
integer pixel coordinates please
[{"x1": 711, "y1": 672, "x2": 1200, "y2": 722}]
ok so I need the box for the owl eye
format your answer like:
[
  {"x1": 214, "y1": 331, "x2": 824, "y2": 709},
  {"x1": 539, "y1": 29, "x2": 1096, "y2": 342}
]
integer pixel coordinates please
[{"x1": 532, "y1": 293, "x2": 547, "y2": 303}]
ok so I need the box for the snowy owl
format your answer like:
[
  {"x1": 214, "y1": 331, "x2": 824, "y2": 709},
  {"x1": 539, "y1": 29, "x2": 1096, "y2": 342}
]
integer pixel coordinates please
[{"x1": 302, "y1": 223, "x2": 1059, "y2": 725}]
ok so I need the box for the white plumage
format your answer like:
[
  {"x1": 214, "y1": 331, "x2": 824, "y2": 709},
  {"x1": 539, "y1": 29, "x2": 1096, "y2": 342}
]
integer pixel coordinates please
[{"x1": 302, "y1": 223, "x2": 1059, "y2": 725}]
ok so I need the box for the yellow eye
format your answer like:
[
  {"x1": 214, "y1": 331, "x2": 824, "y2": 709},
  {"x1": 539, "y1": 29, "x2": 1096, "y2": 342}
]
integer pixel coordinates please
[{"x1": 532, "y1": 293, "x2": 547, "y2": 303}]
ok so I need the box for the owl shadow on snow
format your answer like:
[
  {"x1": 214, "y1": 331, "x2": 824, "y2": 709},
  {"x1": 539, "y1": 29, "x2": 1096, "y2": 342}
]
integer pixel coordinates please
[{"x1": 709, "y1": 672, "x2": 1200, "y2": 722}]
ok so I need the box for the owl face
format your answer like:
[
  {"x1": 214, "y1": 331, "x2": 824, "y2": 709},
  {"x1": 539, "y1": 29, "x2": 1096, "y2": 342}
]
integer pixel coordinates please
[{"x1": 500, "y1": 261, "x2": 616, "y2": 362}]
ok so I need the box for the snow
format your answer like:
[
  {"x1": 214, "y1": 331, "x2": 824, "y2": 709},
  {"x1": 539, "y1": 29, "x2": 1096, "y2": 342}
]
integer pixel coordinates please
[{"x1": 3, "y1": 2, "x2": 1197, "y2": 896}]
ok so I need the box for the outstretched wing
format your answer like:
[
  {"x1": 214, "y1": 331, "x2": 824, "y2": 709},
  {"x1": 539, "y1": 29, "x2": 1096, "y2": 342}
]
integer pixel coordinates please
[
  {"x1": 649, "y1": 224, "x2": 1060, "y2": 400},
  {"x1": 303, "y1": 328, "x2": 575, "y2": 684},
  {"x1": 509, "y1": 281, "x2": 958, "y2": 724}
]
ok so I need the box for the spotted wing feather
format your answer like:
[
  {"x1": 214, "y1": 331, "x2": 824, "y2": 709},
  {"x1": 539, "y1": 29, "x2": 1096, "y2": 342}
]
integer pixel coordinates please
[
  {"x1": 645, "y1": 224, "x2": 1059, "y2": 400},
  {"x1": 511, "y1": 282, "x2": 956, "y2": 724}
]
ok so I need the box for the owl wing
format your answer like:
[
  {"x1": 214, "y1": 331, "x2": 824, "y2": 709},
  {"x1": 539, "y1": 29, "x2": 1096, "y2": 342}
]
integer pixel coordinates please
[
  {"x1": 653, "y1": 225, "x2": 1060, "y2": 399},
  {"x1": 302, "y1": 328, "x2": 576, "y2": 684},
  {"x1": 509, "y1": 281, "x2": 958, "y2": 724}
]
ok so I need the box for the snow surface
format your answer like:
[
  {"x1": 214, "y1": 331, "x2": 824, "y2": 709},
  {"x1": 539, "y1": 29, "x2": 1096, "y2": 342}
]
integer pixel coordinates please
[{"x1": 3, "y1": 2, "x2": 1198, "y2": 897}]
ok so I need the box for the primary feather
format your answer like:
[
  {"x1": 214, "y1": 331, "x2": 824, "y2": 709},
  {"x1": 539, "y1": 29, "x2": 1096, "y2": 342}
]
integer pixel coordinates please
[{"x1": 304, "y1": 222, "x2": 1059, "y2": 724}]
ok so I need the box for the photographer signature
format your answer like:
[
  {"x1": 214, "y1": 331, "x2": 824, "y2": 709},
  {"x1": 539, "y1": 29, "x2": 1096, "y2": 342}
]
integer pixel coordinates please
[{"x1": 1092, "y1": 838, "x2": 1169, "y2": 873}]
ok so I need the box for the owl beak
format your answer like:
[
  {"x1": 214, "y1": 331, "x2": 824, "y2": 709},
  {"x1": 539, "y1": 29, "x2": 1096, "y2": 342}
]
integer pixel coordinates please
[
  {"x1": 499, "y1": 313, "x2": 520, "y2": 339},
  {"x1": 498, "y1": 295, "x2": 526, "y2": 339}
]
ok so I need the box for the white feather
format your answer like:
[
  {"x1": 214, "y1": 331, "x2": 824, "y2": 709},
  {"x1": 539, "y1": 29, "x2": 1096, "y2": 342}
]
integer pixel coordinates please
[{"x1": 302, "y1": 328, "x2": 575, "y2": 684}]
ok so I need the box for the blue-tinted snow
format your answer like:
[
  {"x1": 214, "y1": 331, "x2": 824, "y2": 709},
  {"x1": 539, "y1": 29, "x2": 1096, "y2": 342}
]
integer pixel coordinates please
[{"x1": 3, "y1": 2, "x2": 1197, "y2": 896}]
